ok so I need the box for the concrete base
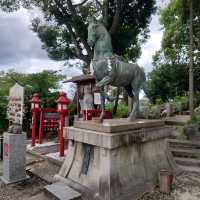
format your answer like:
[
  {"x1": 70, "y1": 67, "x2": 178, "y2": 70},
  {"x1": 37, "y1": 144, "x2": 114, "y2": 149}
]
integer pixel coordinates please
[
  {"x1": 1, "y1": 175, "x2": 29, "y2": 185},
  {"x1": 1, "y1": 132, "x2": 28, "y2": 184},
  {"x1": 56, "y1": 119, "x2": 173, "y2": 200}
]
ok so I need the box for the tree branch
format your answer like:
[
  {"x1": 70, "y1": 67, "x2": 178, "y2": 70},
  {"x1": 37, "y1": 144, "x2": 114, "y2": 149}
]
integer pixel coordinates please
[
  {"x1": 109, "y1": 0, "x2": 124, "y2": 35},
  {"x1": 73, "y1": 0, "x2": 88, "y2": 7},
  {"x1": 103, "y1": 0, "x2": 109, "y2": 27},
  {"x1": 66, "y1": 0, "x2": 92, "y2": 58},
  {"x1": 53, "y1": 0, "x2": 90, "y2": 64},
  {"x1": 95, "y1": 0, "x2": 103, "y2": 9}
]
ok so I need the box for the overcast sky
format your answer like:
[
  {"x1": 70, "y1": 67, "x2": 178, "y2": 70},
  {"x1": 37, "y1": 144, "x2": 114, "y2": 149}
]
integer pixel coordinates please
[{"x1": 0, "y1": 0, "x2": 169, "y2": 77}]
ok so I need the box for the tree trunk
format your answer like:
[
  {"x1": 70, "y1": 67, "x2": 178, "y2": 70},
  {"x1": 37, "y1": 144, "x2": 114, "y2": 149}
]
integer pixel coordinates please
[{"x1": 189, "y1": 0, "x2": 194, "y2": 116}]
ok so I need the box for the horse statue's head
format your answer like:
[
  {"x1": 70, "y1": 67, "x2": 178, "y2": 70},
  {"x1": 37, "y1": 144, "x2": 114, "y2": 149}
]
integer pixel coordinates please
[
  {"x1": 87, "y1": 17, "x2": 107, "y2": 48},
  {"x1": 87, "y1": 17, "x2": 98, "y2": 47}
]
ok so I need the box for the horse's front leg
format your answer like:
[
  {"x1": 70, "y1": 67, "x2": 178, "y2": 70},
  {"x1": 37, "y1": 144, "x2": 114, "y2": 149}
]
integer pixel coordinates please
[
  {"x1": 128, "y1": 91, "x2": 139, "y2": 121},
  {"x1": 99, "y1": 87, "x2": 105, "y2": 123},
  {"x1": 96, "y1": 76, "x2": 112, "y2": 87}
]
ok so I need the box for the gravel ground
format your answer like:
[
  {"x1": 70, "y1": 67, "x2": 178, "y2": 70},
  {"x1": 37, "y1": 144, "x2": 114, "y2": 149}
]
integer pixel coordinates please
[
  {"x1": 0, "y1": 170, "x2": 200, "y2": 200},
  {"x1": 138, "y1": 171, "x2": 200, "y2": 200},
  {"x1": 0, "y1": 172, "x2": 48, "y2": 200}
]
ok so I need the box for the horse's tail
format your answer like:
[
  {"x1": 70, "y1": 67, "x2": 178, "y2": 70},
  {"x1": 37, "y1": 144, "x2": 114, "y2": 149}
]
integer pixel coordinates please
[
  {"x1": 137, "y1": 66, "x2": 146, "y2": 92},
  {"x1": 139, "y1": 66, "x2": 146, "y2": 83}
]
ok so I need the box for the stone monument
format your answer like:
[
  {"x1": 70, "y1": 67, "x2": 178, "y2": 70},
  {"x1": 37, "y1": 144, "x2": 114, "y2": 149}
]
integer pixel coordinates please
[{"x1": 1, "y1": 83, "x2": 28, "y2": 184}]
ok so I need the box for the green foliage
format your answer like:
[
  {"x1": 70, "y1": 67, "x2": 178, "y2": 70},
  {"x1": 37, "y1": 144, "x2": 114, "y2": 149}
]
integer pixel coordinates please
[
  {"x1": 144, "y1": 63, "x2": 188, "y2": 103},
  {"x1": 159, "y1": 0, "x2": 200, "y2": 64},
  {"x1": 191, "y1": 105, "x2": 200, "y2": 128},
  {"x1": 0, "y1": 0, "x2": 156, "y2": 64},
  {"x1": 145, "y1": 0, "x2": 200, "y2": 102},
  {"x1": 106, "y1": 101, "x2": 128, "y2": 118},
  {"x1": 0, "y1": 70, "x2": 64, "y2": 134},
  {"x1": 68, "y1": 102, "x2": 76, "y2": 116}
]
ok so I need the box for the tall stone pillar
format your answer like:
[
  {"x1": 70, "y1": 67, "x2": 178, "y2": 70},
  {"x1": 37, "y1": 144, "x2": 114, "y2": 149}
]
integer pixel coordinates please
[{"x1": 1, "y1": 132, "x2": 28, "y2": 184}]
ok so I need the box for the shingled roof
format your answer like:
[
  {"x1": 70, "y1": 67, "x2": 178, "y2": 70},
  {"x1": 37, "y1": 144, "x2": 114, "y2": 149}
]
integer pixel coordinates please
[{"x1": 64, "y1": 74, "x2": 95, "y2": 83}]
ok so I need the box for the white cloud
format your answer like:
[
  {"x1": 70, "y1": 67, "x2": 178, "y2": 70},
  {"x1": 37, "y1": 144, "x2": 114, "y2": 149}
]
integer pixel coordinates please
[
  {"x1": 138, "y1": 15, "x2": 163, "y2": 73},
  {"x1": 0, "y1": 0, "x2": 170, "y2": 93},
  {"x1": 138, "y1": 0, "x2": 169, "y2": 73}
]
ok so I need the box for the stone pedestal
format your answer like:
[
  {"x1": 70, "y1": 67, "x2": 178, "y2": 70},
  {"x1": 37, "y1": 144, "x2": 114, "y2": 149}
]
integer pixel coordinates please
[
  {"x1": 55, "y1": 119, "x2": 173, "y2": 200},
  {"x1": 1, "y1": 132, "x2": 28, "y2": 184}
]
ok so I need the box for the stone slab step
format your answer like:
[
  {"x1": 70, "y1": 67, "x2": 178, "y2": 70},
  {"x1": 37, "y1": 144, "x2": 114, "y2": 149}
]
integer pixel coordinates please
[
  {"x1": 27, "y1": 160, "x2": 60, "y2": 183},
  {"x1": 169, "y1": 143, "x2": 200, "y2": 150},
  {"x1": 174, "y1": 157, "x2": 200, "y2": 167},
  {"x1": 179, "y1": 165, "x2": 200, "y2": 173},
  {"x1": 170, "y1": 147, "x2": 200, "y2": 158},
  {"x1": 168, "y1": 139, "x2": 200, "y2": 148},
  {"x1": 45, "y1": 182, "x2": 82, "y2": 200},
  {"x1": 164, "y1": 115, "x2": 190, "y2": 126}
]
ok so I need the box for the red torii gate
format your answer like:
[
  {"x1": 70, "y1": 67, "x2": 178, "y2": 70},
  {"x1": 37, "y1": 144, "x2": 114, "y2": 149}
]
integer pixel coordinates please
[
  {"x1": 31, "y1": 92, "x2": 69, "y2": 157},
  {"x1": 38, "y1": 108, "x2": 59, "y2": 144}
]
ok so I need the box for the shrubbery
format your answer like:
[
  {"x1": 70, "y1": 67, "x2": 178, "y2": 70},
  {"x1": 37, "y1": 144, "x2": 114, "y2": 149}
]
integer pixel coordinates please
[
  {"x1": 105, "y1": 102, "x2": 128, "y2": 118},
  {"x1": 140, "y1": 95, "x2": 189, "y2": 119},
  {"x1": 191, "y1": 106, "x2": 200, "y2": 128}
]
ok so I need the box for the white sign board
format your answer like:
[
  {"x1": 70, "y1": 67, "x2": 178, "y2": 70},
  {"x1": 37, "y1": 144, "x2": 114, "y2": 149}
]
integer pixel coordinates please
[
  {"x1": 94, "y1": 93, "x2": 101, "y2": 105},
  {"x1": 7, "y1": 83, "x2": 24, "y2": 125}
]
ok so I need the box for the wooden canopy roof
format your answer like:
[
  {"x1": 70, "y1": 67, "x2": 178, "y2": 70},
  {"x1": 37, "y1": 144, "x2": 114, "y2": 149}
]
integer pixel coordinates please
[{"x1": 64, "y1": 74, "x2": 95, "y2": 84}]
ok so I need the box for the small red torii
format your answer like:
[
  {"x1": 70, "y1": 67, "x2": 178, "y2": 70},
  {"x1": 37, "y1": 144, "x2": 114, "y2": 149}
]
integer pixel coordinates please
[{"x1": 31, "y1": 92, "x2": 69, "y2": 157}]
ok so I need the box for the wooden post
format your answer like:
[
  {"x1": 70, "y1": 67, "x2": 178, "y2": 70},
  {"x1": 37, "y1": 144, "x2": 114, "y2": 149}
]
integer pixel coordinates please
[
  {"x1": 59, "y1": 112, "x2": 65, "y2": 157},
  {"x1": 38, "y1": 110, "x2": 44, "y2": 144}
]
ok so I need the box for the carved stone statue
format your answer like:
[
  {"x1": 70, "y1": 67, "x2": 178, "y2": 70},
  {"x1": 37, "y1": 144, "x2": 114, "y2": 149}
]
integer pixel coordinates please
[{"x1": 87, "y1": 17, "x2": 146, "y2": 121}]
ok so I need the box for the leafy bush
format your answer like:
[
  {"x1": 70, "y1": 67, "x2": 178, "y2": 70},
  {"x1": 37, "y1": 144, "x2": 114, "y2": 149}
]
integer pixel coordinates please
[
  {"x1": 174, "y1": 96, "x2": 188, "y2": 111},
  {"x1": 191, "y1": 105, "x2": 200, "y2": 128},
  {"x1": 68, "y1": 101, "x2": 76, "y2": 115},
  {"x1": 105, "y1": 102, "x2": 128, "y2": 118},
  {"x1": 116, "y1": 102, "x2": 129, "y2": 118}
]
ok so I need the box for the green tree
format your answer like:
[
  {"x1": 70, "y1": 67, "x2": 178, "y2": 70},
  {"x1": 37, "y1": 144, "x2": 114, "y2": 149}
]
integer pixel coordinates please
[
  {"x1": 145, "y1": 0, "x2": 200, "y2": 103},
  {"x1": 144, "y1": 62, "x2": 188, "y2": 103},
  {"x1": 0, "y1": 0, "x2": 156, "y2": 66},
  {"x1": 0, "y1": 70, "x2": 64, "y2": 134}
]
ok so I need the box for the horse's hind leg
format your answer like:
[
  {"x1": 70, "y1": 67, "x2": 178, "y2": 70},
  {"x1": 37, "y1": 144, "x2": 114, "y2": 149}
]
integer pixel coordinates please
[
  {"x1": 128, "y1": 88, "x2": 139, "y2": 121},
  {"x1": 99, "y1": 87, "x2": 105, "y2": 123},
  {"x1": 128, "y1": 94, "x2": 137, "y2": 121}
]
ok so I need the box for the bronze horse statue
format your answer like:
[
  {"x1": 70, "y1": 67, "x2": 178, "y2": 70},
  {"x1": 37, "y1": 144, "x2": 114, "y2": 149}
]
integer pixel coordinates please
[{"x1": 87, "y1": 18, "x2": 146, "y2": 121}]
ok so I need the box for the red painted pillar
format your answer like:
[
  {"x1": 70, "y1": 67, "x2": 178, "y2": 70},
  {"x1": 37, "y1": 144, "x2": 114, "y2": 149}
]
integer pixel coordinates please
[
  {"x1": 31, "y1": 93, "x2": 41, "y2": 147},
  {"x1": 56, "y1": 92, "x2": 69, "y2": 157},
  {"x1": 59, "y1": 112, "x2": 65, "y2": 157},
  {"x1": 31, "y1": 111, "x2": 37, "y2": 147},
  {"x1": 39, "y1": 110, "x2": 44, "y2": 144}
]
